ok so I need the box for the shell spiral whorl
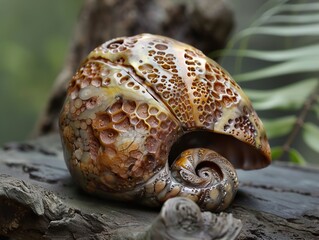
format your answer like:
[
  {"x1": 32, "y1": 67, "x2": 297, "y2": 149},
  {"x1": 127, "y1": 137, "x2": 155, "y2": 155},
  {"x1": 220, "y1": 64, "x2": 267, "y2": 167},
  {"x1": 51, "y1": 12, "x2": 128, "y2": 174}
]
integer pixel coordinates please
[
  {"x1": 59, "y1": 34, "x2": 271, "y2": 211},
  {"x1": 146, "y1": 148, "x2": 239, "y2": 211}
]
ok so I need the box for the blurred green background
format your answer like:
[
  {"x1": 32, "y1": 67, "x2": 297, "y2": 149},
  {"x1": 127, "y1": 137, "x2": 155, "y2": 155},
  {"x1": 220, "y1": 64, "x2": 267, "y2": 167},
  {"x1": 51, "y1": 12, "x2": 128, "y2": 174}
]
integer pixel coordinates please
[
  {"x1": 0, "y1": 0, "x2": 260, "y2": 146},
  {"x1": 0, "y1": 0, "x2": 83, "y2": 145}
]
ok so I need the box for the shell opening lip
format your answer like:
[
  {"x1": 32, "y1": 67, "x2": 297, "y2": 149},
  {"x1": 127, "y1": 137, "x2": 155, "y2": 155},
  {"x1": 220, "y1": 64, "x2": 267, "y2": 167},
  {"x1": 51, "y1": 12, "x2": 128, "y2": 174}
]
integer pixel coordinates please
[{"x1": 169, "y1": 131, "x2": 271, "y2": 170}]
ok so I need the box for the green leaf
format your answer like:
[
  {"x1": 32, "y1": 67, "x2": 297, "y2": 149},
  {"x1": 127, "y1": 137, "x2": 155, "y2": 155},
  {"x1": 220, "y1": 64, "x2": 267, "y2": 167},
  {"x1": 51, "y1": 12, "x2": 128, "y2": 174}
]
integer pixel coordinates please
[
  {"x1": 238, "y1": 2, "x2": 319, "y2": 33},
  {"x1": 303, "y1": 123, "x2": 319, "y2": 152},
  {"x1": 213, "y1": 44, "x2": 319, "y2": 62},
  {"x1": 271, "y1": 146, "x2": 284, "y2": 160},
  {"x1": 267, "y1": 14, "x2": 319, "y2": 24},
  {"x1": 245, "y1": 79, "x2": 318, "y2": 110},
  {"x1": 263, "y1": 116, "x2": 296, "y2": 139},
  {"x1": 234, "y1": 57, "x2": 319, "y2": 81},
  {"x1": 235, "y1": 24, "x2": 319, "y2": 41},
  {"x1": 249, "y1": 0, "x2": 289, "y2": 27},
  {"x1": 289, "y1": 148, "x2": 307, "y2": 165},
  {"x1": 278, "y1": 3, "x2": 319, "y2": 12}
]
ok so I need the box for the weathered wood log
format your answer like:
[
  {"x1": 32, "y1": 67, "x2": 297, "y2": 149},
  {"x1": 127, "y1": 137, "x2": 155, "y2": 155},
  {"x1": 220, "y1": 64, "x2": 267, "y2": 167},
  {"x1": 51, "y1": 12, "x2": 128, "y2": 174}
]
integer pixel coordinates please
[
  {"x1": 0, "y1": 177, "x2": 241, "y2": 240},
  {"x1": 1, "y1": 135, "x2": 318, "y2": 239},
  {"x1": 32, "y1": 0, "x2": 234, "y2": 137}
]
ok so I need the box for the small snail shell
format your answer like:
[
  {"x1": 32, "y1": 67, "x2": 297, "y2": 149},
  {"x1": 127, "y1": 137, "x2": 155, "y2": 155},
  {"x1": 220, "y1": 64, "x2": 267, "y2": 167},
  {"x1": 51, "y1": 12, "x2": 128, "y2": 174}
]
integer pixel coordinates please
[{"x1": 59, "y1": 34, "x2": 271, "y2": 211}]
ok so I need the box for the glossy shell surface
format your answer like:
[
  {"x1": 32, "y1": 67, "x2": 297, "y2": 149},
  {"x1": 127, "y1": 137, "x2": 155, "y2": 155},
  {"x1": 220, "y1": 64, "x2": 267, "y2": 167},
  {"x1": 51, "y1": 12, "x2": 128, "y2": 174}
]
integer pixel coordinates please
[{"x1": 59, "y1": 34, "x2": 271, "y2": 210}]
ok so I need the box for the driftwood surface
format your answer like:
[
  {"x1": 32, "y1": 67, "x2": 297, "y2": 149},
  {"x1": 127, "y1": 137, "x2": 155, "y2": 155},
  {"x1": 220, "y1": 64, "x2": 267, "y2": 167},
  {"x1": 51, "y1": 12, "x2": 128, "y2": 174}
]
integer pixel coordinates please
[{"x1": 0, "y1": 134, "x2": 318, "y2": 239}]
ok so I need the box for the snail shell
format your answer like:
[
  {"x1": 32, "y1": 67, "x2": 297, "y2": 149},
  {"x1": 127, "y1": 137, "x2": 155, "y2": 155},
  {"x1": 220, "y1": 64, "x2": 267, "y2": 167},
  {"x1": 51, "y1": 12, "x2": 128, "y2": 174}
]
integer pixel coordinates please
[{"x1": 59, "y1": 34, "x2": 271, "y2": 211}]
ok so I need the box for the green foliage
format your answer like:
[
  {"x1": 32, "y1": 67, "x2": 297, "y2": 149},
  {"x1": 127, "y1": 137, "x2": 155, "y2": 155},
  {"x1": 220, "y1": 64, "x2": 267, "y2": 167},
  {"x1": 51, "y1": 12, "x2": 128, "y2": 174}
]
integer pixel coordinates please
[
  {"x1": 214, "y1": 0, "x2": 319, "y2": 164},
  {"x1": 262, "y1": 116, "x2": 295, "y2": 139},
  {"x1": 303, "y1": 123, "x2": 319, "y2": 152},
  {"x1": 0, "y1": 0, "x2": 82, "y2": 145},
  {"x1": 288, "y1": 148, "x2": 307, "y2": 165},
  {"x1": 245, "y1": 79, "x2": 317, "y2": 110}
]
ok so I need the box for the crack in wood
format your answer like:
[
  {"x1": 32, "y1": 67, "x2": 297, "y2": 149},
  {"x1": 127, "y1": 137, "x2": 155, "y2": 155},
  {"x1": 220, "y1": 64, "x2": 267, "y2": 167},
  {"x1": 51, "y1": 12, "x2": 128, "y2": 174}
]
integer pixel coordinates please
[{"x1": 241, "y1": 182, "x2": 313, "y2": 197}]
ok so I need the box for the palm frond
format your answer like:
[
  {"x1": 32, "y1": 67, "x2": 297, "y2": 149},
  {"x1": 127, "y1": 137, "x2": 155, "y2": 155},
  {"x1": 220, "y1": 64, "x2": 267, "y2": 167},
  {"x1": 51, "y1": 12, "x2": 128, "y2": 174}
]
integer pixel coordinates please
[
  {"x1": 214, "y1": 0, "x2": 319, "y2": 164},
  {"x1": 245, "y1": 79, "x2": 317, "y2": 110}
]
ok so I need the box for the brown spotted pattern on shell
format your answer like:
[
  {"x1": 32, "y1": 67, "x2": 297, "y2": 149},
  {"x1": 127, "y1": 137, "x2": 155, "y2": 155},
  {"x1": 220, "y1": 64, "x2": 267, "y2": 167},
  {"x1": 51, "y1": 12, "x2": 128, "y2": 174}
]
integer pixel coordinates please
[{"x1": 59, "y1": 34, "x2": 271, "y2": 211}]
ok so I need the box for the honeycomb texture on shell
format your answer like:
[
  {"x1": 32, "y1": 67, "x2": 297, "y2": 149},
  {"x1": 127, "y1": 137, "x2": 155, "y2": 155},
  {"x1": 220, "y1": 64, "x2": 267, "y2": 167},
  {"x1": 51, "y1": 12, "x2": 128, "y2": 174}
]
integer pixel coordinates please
[{"x1": 59, "y1": 33, "x2": 270, "y2": 193}]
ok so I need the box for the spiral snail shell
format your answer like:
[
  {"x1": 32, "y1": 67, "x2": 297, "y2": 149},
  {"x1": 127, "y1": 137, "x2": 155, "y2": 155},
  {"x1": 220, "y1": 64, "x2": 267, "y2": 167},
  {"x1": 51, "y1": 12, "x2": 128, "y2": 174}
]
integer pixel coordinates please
[{"x1": 59, "y1": 33, "x2": 271, "y2": 211}]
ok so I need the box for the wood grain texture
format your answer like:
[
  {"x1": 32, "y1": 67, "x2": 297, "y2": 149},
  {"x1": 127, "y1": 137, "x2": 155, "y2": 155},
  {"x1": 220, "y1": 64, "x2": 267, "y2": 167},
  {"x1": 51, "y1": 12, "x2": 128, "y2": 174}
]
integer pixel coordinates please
[{"x1": 0, "y1": 134, "x2": 318, "y2": 239}]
